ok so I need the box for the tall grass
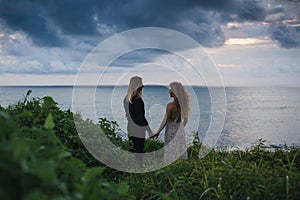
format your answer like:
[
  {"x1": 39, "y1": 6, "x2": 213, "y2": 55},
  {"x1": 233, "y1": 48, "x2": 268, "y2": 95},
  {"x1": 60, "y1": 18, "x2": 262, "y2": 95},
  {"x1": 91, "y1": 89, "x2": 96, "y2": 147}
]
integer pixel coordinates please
[{"x1": 0, "y1": 93, "x2": 299, "y2": 199}]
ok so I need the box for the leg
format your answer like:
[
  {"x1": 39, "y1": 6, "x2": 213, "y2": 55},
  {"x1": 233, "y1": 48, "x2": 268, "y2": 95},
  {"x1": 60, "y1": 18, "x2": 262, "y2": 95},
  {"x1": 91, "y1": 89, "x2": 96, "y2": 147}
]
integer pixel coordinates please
[{"x1": 128, "y1": 136, "x2": 145, "y2": 166}]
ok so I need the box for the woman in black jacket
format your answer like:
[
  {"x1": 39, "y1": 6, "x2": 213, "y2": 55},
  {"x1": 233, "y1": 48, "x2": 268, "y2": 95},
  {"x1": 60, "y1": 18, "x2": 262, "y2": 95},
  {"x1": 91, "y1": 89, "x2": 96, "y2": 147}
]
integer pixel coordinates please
[{"x1": 123, "y1": 76, "x2": 153, "y2": 164}]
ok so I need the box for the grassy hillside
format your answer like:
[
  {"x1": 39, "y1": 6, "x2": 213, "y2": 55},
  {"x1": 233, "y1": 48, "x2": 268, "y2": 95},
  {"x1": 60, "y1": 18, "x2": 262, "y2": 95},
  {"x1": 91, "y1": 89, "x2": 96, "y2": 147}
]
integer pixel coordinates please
[{"x1": 0, "y1": 92, "x2": 299, "y2": 199}]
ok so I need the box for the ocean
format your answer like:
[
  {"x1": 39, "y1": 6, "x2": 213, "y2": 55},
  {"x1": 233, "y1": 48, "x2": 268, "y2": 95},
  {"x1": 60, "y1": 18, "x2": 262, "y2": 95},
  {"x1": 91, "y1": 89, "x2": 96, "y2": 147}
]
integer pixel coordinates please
[{"x1": 1, "y1": 85, "x2": 300, "y2": 150}]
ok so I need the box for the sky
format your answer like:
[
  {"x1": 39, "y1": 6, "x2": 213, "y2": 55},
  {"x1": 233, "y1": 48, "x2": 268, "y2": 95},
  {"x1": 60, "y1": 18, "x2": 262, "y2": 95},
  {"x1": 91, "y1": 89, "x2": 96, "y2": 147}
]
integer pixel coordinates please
[{"x1": 0, "y1": 0, "x2": 300, "y2": 86}]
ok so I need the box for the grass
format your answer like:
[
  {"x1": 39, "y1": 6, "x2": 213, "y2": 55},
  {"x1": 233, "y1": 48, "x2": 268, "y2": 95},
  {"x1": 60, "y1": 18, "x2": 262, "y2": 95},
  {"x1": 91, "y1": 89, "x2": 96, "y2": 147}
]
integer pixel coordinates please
[{"x1": 0, "y1": 92, "x2": 299, "y2": 199}]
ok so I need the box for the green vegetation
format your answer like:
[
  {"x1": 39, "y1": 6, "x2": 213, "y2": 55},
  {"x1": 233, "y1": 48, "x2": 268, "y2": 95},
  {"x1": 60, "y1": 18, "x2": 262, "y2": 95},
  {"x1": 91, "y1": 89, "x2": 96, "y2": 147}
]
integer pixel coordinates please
[{"x1": 0, "y1": 91, "x2": 299, "y2": 199}]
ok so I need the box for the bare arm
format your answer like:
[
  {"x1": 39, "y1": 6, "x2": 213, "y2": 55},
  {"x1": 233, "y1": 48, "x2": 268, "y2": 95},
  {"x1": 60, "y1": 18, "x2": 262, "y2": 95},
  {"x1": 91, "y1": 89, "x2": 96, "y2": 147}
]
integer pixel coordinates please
[
  {"x1": 153, "y1": 103, "x2": 172, "y2": 137},
  {"x1": 146, "y1": 125, "x2": 154, "y2": 137},
  {"x1": 183, "y1": 117, "x2": 188, "y2": 127},
  {"x1": 156, "y1": 112, "x2": 168, "y2": 135}
]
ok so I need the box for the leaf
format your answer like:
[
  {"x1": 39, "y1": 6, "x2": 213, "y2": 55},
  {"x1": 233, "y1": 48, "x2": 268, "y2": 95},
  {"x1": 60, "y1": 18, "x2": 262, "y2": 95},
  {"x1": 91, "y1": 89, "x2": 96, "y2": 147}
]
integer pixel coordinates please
[
  {"x1": 12, "y1": 138, "x2": 29, "y2": 160},
  {"x1": 81, "y1": 167, "x2": 106, "y2": 184},
  {"x1": 42, "y1": 96, "x2": 56, "y2": 108},
  {"x1": 44, "y1": 113, "x2": 55, "y2": 130},
  {"x1": 117, "y1": 182, "x2": 129, "y2": 195},
  {"x1": 26, "y1": 89, "x2": 32, "y2": 96},
  {"x1": 0, "y1": 111, "x2": 10, "y2": 120},
  {"x1": 24, "y1": 190, "x2": 47, "y2": 200},
  {"x1": 34, "y1": 160, "x2": 57, "y2": 183},
  {"x1": 15, "y1": 110, "x2": 33, "y2": 119}
]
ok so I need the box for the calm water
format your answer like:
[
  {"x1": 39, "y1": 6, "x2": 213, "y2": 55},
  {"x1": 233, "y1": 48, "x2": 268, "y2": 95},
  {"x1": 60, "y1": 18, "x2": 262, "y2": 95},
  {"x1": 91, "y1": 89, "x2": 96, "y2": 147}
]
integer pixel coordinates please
[{"x1": 1, "y1": 86, "x2": 300, "y2": 149}]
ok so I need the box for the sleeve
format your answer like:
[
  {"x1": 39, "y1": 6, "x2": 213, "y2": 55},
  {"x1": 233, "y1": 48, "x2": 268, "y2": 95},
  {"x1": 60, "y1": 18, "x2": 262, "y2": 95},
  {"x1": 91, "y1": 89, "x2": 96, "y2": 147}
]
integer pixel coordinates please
[
  {"x1": 123, "y1": 97, "x2": 129, "y2": 119},
  {"x1": 129, "y1": 97, "x2": 149, "y2": 127}
]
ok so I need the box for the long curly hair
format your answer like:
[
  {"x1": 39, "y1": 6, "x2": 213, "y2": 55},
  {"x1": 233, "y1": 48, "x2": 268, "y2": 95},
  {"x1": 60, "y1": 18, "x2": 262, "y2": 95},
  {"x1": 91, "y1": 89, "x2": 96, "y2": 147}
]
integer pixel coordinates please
[
  {"x1": 169, "y1": 81, "x2": 190, "y2": 118},
  {"x1": 125, "y1": 76, "x2": 143, "y2": 103}
]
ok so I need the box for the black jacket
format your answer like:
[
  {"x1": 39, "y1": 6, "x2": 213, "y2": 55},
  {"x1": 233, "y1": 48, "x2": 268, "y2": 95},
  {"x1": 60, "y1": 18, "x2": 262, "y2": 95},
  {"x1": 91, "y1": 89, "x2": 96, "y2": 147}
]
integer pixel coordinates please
[{"x1": 124, "y1": 96, "x2": 148, "y2": 127}]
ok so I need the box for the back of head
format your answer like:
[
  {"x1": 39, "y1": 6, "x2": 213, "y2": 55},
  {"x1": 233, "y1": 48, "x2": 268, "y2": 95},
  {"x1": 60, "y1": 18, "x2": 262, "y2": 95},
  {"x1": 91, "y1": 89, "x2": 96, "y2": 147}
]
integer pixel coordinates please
[
  {"x1": 169, "y1": 81, "x2": 190, "y2": 118},
  {"x1": 125, "y1": 76, "x2": 143, "y2": 103}
]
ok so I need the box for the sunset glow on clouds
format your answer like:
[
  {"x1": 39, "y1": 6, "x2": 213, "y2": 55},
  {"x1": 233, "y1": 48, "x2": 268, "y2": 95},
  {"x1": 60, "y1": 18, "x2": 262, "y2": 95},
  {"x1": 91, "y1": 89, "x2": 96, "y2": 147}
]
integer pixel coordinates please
[{"x1": 225, "y1": 38, "x2": 270, "y2": 45}]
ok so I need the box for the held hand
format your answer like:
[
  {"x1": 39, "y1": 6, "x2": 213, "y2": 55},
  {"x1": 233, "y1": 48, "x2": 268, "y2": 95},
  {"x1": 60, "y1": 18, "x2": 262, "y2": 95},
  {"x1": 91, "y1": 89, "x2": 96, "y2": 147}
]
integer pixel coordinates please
[
  {"x1": 148, "y1": 131, "x2": 155, "y2": 139},
  {"x1": 149, "y1": 132, "x2": 159, "y2": 139}
]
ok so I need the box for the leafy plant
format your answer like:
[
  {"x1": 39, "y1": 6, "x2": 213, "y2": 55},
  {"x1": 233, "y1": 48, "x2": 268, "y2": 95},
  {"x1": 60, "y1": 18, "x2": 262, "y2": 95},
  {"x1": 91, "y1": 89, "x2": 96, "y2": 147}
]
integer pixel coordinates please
[{"x1": 1, "y1": 91, "x2": 299, "y2": 200}]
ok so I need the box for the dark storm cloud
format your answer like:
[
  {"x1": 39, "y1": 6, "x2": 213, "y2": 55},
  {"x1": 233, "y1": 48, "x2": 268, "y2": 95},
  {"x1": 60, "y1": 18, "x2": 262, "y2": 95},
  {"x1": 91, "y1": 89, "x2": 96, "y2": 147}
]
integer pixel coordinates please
[
  {"x1": 266, "y1": 0, "x2": 300, "y2": 48},
  {"x1": 219, "y1": 0, "x2": 266, "y2": 22},
  {"x1": 269, "y1": 25, "x2": 300, "y2": 48},
  {"x1": 0, "y1": 0, "x2": 266, "y2": 47},
  {"x1": 39, "y1": 0, "x2": 101, "y2": 35},
  {"x1": 0, "y1": 0, "x2": 66, "y2": 46},
  {"x1": 268, "y1": 7, "x2": 284, "y2": 15}
]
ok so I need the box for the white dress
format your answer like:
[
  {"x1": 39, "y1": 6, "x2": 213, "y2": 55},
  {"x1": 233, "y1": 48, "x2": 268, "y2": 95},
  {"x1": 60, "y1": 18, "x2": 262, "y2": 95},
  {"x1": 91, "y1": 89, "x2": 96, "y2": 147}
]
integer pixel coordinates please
[{"x1": 164, "y1": 118, "x2": 188, "y2": 163}]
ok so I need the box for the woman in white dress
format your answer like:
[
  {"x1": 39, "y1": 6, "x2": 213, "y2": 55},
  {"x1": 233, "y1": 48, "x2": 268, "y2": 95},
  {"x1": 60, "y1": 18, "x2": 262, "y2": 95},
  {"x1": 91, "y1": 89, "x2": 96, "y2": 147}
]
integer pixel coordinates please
[{"x1": 151, "y1": 82, "x2": 190, "y2": 162}]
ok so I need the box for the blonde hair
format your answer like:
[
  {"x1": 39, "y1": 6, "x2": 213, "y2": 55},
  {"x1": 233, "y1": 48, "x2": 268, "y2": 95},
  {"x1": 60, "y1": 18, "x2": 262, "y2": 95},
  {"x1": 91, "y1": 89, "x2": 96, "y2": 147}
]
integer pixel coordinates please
[
  {"x1": 169, "y1": 81, "x2": 190, "y2": 118},
  {"x1": 125, "y1": 76, "x2": 143, "y2": 103}
]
